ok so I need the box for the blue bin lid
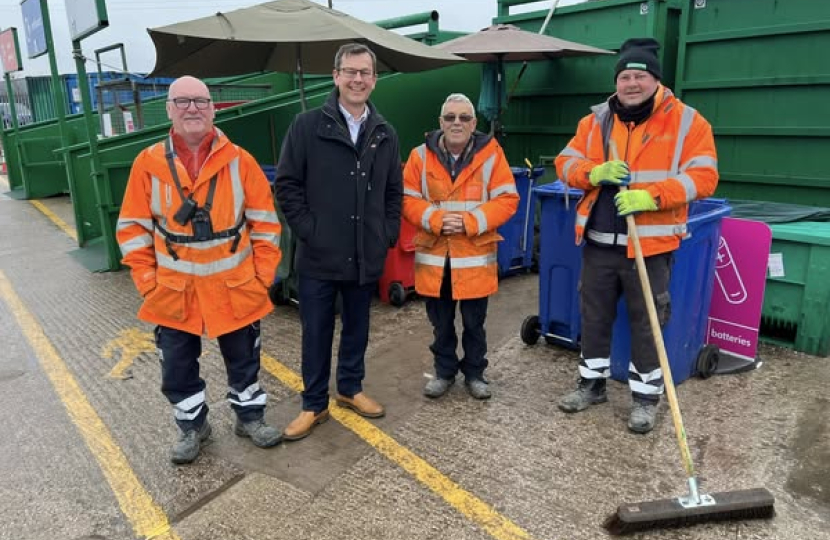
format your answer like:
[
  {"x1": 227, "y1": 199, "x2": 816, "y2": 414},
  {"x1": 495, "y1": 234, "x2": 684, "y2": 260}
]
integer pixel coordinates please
[
  {"x1": 534, "y1": 180, "x2": 583, "y2": 198},
  {"x1": 510, "y1": 166, "x2": 546, "y2": 180}
]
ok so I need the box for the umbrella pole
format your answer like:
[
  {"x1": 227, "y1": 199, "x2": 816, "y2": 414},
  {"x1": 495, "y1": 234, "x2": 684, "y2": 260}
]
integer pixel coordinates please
[{"x1": 296, "y1": 44, "x2": 307, "y2": 112}]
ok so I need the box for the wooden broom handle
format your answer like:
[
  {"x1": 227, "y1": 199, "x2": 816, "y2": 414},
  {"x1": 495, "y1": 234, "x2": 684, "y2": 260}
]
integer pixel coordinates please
[{"x1": 609, "y1": 141, "x2": 696, "y2": 479}]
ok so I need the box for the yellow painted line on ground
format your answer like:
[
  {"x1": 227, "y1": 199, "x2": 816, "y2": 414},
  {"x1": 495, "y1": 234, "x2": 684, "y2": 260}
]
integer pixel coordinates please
[
  {"x1": 28, "y1": 199, "x2": 78, "y2": 241},
  {"x1": 0, "y1": 174, "x2": 77, "y2": 241},
  {"x1": 261, "y1": 353, "x2": 536, "y2": 540},
  {"x1": 0, "y1": 271, "x2": 178, "y2": 540}
]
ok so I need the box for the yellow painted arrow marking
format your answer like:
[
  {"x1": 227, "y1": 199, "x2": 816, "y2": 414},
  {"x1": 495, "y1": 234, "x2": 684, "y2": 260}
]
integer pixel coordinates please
[{"x1": 102, "y1": 328, "x2": 156, "y2": 379}]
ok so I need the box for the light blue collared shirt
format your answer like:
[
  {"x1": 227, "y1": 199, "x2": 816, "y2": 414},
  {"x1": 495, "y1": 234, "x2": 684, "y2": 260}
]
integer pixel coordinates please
[{"x1": 338, "y1": 102, "x2": 369, "y2": 144}]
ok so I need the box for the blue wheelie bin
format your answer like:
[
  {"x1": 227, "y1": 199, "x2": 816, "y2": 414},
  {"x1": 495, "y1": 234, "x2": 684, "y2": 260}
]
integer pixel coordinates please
[
  {"x1": 497, "y1": 166, "x2": 545, "y2": 277},
  {"x1": 522, "y1": 180, "x2": 731, "y2": 384}
]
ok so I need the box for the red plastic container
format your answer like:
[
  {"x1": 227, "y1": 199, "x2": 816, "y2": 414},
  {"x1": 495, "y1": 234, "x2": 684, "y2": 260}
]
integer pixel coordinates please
[{"x1": 379, "y1": 218, "x2": 418, "y2": 307}]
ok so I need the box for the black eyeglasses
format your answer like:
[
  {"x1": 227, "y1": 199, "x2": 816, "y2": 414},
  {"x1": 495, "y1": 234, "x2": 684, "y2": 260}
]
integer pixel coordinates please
[
  {"x1": 169, "y1": 97, "x2": 212, "y2": 110},
  {"x1": 338, "y1": 68, "x2": 374, "y2": 79},
  {"x1": 442, "y1": 113, "x2": 474, "y2": 123}
]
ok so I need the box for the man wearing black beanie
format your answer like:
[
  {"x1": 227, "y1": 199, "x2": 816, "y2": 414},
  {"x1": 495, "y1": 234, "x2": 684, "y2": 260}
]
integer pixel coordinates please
[{"x1": 554, "y1": 37, "x2": 719, "y2": 434}]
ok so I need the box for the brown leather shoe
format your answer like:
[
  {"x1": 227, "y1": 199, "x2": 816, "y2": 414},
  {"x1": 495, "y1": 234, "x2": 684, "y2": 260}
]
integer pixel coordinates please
[
  {"x1": 282, "y1": 409, "x2": 329, "y2": 441},
  {"x1": 335, "y1": 392, "x2": 385, "y2": 418}
]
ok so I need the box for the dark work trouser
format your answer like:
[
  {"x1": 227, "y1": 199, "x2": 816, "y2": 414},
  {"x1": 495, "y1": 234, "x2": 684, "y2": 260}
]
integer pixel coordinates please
[
  {"x1": 298, "y1": 275, "x2": 375, "y2": 413},
  {"x1": 156, "y1": 322, "x2": 266, "y2": 432},
  {"x1": 579, "y1": 243, "x2": 673, "y2": 402},
  {"x1": 425, "y1": 261, "x2": 489, "y2": 382}
]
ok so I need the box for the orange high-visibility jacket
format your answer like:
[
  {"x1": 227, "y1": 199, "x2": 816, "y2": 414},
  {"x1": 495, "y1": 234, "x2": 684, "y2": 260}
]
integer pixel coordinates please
[
  {"x1": 402, "y1": 134, "x2": 519, "y2": 300},
  {"x1": 555, "y1": 86, "x2": 719, "y2": 257},
  {"x1": 117, "y1": 129, "x2": 281, "y2": 338}
]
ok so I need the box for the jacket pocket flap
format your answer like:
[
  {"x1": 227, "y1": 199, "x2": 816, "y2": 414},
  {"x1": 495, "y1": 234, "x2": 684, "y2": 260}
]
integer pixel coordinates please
[
  {"x1": 471, "y1": 230, "x2": 504, "y2": 247},
  {"x1": 413, "y1": 231, "x2": 439, "y2": 248},
  {"x1": 225, "y1": 269, "x2": 256, "y2": 288},
  {"x1": 156, "y1": 275, "x2": 187, "y2": 292}
]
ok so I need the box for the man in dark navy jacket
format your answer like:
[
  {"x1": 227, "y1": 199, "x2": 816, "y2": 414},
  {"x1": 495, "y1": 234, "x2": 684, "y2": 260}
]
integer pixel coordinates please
[{"x1": 274, "y1": 43, "x2": 402, "y2": 441}]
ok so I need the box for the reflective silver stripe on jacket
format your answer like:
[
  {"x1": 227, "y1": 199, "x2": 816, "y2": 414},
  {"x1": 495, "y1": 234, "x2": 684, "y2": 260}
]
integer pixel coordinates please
[
  {"x1": 587, "y1": 222, "x2": 687, "y2": 246},
  {"x1": 417, "y1": 144, "x2": 429, "y2": 200},
  {"x1": 480, "y1": 154, "x2": 496, "y2": 201},
  {"x1": 421, "y1": 205, "x2": 436, "y2": 231},
  {"x1": 471, "y1": 208, "x2": 487, "y2": 233},
  {"x1": 437, "y1": 201, "x2": 481, "y2": 212},
  {"x1": 576, "y1": 214, "x2": 589, "y2": 229},
  {"x1": 630, "y1": 170, "x2": 670, "y2": 183},
  {"x1": 116, "y1": 217, "x2": 155, "y2": 256},
  {"x1": 559, "y1": 146, "x2": 585, "y2": 159},
  {"x1": 681, "y1": 155, "x2": 718, "y2": 172},
  {"x1": 563, "y1": 158, "x2": 579, "y2": 183},
  {"x1": 118, "y1": 232, "x2": 154, "y2": 256},
  {"x1": 157, "y1": 245, "x2": 253, "y2": 276},
  {"x1": 490, "y1": 183, "x2": 517, "y2": 198},
  {"x1": 586, "y1": 230, "x2": 628, "y2": 247},
  {"x1": 415, "y1": 252, "x2": 497, "y2": 269},
  {"x1": 404, "y1": 188, "x2": 423, "y2": 199}
]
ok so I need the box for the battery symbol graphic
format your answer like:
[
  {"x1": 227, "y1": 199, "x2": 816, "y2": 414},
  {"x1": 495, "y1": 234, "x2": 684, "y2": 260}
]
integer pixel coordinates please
[{"x1": 715, "y1": 236, "x2": 747, "y2": 304}]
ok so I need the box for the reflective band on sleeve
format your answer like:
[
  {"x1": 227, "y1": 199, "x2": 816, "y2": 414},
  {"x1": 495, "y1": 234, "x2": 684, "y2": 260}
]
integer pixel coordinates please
[
  {"x1": 671, "y1": 105, "x2": 697, "y2": 174},
  {"x1": 675, "y1": 172, "x2": 698, "y2": 201},
  {"x1": 586, "y1": 230, "x2": 628, "y2": 247},
  {"x1": 415, "y1": 252, "x2": 497, "y2": 269},
  {"x1": 680, "y1": 155, "x2": 718, "y2": 171},
  {"x1": 404, "y1": 188, "x2": 423, "y2": 199},
  {"x1": 563, "y1": 158, "x2": 579, "y2": 182},
  {"x1": 576, "y1": 214, "x2": 589, "y2": 228},
  {"x1": 250, "y1": 231, "x2": 280, "y2": 246},
  {"x1": 117, "y1": 218, "x2": 153, "y2": 232},
  {"x1": 559, "y1": 146, "x2": 585, "y2": 159},
  {"x1": 244, "y1": 209, "x2": 279, "y2": 223},
  {"x1": 119, "y1": 233, "x2": 154, "y2": 255},
  {"x1": 490, "y1": 184, "x2": 518, "y2": 198},
  {"x1": 472, "y1": 208, "x2": 488, "y2": 233},
  {"x1": 421, "y1": 205, "x2": 436, "y2": 231}
]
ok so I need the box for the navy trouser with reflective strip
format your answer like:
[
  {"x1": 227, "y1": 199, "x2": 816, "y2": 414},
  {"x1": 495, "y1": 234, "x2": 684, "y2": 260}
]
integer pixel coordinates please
[
  {"x1": 298, "y1": 276, "x2": 375, "y2": 413},
  {"x1": 425, "y1": 260, "x2": 489, "y2": 382},
  {"x1": 579, "y1": 244, "x2": 672, "y2": 402},
  {"x1": 156, "y1": 323, "x2": 266, "y2": 432}
]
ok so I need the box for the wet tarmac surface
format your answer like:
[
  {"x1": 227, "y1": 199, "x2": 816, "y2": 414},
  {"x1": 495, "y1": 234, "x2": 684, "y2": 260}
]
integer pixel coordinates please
[{"x1": 1, "y1": 186, "x2": 829, "y2": 540}]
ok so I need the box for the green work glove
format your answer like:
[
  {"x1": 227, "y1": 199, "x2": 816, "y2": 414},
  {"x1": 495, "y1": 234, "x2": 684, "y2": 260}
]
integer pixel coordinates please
[
  {"x1": 588, "y1": 160, "x2": 630, "y2": 187},
  {"x1": 615, "y1": 190, "x2": 658, "y2": 216}
]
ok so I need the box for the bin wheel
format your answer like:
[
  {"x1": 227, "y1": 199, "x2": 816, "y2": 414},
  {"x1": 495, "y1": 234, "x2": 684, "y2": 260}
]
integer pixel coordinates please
[
  {"x1": 696, "y1": 344, "x2": 720, "y2": 379},
  {"x1": 268, "y1": 281, "x2": 288, "y2": 306},
  {"x1": 521, "y1": 315, "x2": 541, "y2": 345},
  {"x1": 388, "y1": 282, "x2": 407, "y2": 307}
]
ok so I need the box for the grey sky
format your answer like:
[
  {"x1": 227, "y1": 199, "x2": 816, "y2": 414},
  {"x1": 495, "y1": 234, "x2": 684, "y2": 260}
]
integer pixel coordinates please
[{"x1": 0, "y1": 0, "x2": 585, "y2": 77}]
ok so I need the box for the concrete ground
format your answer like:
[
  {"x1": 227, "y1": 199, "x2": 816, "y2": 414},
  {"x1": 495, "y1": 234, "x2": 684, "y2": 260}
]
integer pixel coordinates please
[{"x1": 1, "y1": 183, "x2": 828, "y2": 540}]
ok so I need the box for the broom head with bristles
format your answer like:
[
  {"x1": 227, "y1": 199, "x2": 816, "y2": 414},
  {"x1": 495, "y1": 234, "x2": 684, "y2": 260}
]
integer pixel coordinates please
[{"x1": 604, "y1": 487, "x2": 775, "y2": 535}]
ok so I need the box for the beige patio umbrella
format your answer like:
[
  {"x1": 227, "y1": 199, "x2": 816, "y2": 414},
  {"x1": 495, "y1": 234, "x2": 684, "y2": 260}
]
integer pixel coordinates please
[
  {"x1": 437, "y1": 24, "x2": 612, "y2": 136},
  {"x1": 147, "y1": 0, "x2": 465, "y2": 109}
]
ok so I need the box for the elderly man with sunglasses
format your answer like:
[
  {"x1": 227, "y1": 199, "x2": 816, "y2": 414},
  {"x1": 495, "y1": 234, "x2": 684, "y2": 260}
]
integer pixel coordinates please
[
  {"x1": 402, "y1": 93, "x2": 519, "y2": 400},
  {"x1": 117, "y1": 76, "x2": 283, "y2": 464}
]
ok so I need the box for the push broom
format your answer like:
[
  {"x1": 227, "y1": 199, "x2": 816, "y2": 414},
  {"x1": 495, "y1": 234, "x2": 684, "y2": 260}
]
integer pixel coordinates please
[{"x1": 603, "y1": 141, "x2": 775, "y2": 535}]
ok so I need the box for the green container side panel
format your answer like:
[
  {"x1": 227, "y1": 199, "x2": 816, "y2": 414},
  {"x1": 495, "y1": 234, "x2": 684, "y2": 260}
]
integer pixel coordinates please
[
  {"x1": 679, "y1": 0, "x2": 830, "y2": 207},
  {"x1": 762, "y1": 222, "x2": 830, "y2": 356},
  {"x1": 683, "y1": 0, "x2": 830, "y2": 34},
  {"x1": 496, "y1": 0, "x2": 681, "y2": 167}
]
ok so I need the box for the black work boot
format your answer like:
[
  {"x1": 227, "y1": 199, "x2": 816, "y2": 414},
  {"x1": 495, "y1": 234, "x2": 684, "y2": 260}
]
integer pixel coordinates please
[
  {"x1": 171, "y1": 421, "x2": 212, "y2": 465},
  {"x1": 558, "y1": 377, "x2": 608, "y2": 413}
]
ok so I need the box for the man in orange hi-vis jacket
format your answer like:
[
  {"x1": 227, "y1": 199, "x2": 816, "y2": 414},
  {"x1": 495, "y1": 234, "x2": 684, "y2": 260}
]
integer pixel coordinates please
[
  {"x1": 554, "y1": 38, "x2": 718, "y2": 434},
  {"x1": 117, "y1": 76, "x2": 282, "y2": 464},
  {"x1": 403, "y1": 93, "x2": 519, "y2": 400}
]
